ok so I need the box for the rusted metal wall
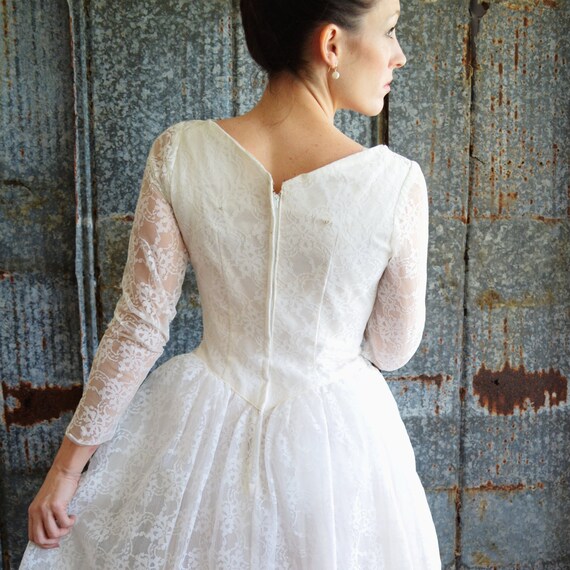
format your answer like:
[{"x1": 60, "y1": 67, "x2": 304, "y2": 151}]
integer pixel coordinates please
[
  {"x1": 391, "y1": 0, "x2": 570, "y2": 567},
  {"x1": 1, "y1": 0, "x2": 568, "y2": 568},
  {"x1": 0, "y1": 0, "x2": 84, "y2": 568},
  {"x1": 457, "y1": 1, "x2": 569, "y2": 567}
]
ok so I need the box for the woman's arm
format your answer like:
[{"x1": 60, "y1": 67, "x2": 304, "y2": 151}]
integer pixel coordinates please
[
  {"x1": 362, "y1": 161, "x2": 429, "y2": 371},
  {"x1": 28, "y1": 124, "x2": 188, "y2": 547}
]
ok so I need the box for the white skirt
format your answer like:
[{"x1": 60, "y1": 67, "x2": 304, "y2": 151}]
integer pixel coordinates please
[{"x1": 20, "y1": 353, "x2": 441, "y2": 569}]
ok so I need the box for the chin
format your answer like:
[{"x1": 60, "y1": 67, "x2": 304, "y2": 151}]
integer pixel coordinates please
[
  {"x1": 361, "y1": 99, "x2": 385, "y2": 117},
  {"x1": 342, "y1": 95, "x2": 385, "y2": 117}
]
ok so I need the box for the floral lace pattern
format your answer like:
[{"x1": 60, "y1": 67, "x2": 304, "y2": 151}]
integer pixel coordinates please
[
  {"x1": 21, "y1": 120, "x2": 440, "y2": 569},
  {"x1": 362, "y1": 160, "x2": 429, "y2": 371},
  {"x1": 66, "y1": 126, "x2": 189, "y2": 445}
]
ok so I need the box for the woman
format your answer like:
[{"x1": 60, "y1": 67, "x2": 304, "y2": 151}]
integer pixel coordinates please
[{"x1": 22, "y1": 0, "x2": 441, "y2": 567}]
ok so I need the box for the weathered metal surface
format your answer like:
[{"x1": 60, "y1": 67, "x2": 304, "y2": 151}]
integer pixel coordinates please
[
  {"x1": 90, "y1": 0, "x2": 239, "y2": 362},
  {"x1": 3, "y1": 0, "x2": 569, "y2": 568},
  {"x1": 0, "y1": 0, "x2": 81, "y2": 566},
  {"x1": 461, "y1": 0, "x2": 570, "y2": 568},
  {"x1": 69, "y1": 0, "x2": 100, "y2": 382},
  {"x1": 390, "y1": 0, "x2": 473, "y2": 566}
]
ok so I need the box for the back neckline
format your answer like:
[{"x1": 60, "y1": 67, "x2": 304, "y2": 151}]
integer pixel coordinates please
[{"x1": 207, "y1": 119, "x2": 385, "y2": 194}]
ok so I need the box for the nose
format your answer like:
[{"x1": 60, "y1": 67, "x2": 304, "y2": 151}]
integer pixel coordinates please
[{"x1": 392, "y1": 38, "x2": 407, "y2": 69}]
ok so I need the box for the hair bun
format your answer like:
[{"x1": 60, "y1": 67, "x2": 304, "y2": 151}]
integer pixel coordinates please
[{"x1": 239, "y1": 0, "x2": 374, "y2": 76}]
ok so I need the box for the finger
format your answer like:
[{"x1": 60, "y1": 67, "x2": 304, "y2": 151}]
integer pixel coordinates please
[
  {"x1": 31, "y1": 519, "x2": 60, "y2": 548},
  {"x1": 39, "y1": 539, "x2": 61, "y2": 549},
  {"x1": 53, "y1": 505, "x2": 76, "y2": 529},
  {"x1": 44, "y1": 511, "x2": 66, "y2": 539}
]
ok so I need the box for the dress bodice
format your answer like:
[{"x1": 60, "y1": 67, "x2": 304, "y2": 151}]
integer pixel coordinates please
[{"x1": 66, "y1": 120, "x2": 429, "y2": 445}]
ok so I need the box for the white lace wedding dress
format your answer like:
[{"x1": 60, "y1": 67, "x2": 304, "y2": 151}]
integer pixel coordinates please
[{"x1": 20, "y1": 119, "x2": 441, "y2": 569}]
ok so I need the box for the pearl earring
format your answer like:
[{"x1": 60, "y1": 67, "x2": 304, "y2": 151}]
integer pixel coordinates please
[{"x1": 331, "y1": 66, "x2": 340, "y2": 80}]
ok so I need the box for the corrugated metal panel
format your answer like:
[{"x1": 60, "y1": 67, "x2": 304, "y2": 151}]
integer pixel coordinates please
[
  {"x1": 0, "y1": 0, "x2": 81, "y2": 567},
  {"x1": 461, "y1": 0, "x2": 570, "y2": 567},
  {"x1": 2, "y1": 0, "x2": 568, "y2": 568},
  {"x1": 390, "y1": 0, "x2": 473, "y2": 566},
  {"x1": 91, "y1": 0, "x2": 240, "y2": 359}
]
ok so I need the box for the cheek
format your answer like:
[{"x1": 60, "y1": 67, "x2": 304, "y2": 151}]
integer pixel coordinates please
[{"x1": 360, "y1": 45, "x2": 389, "y2": 78}]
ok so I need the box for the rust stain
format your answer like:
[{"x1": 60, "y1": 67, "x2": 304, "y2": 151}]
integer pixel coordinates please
[
  {"x1": 431, "y1": 481, "x2": 546, "y2": 493},
  {"x1": 472, "y1": 552, "x2": 494, "y2": 566},
  {"x1": 476, "y1": 288, "x2": 554, "y2": 309},
  {"x1": 552, "y1": 142, "x2": 559, "y2": 166},
  {"x1": 477, "y1": 289, "x2": 502, "y2": 310},
  {"x1": 396, "y1": 374, "x2": 451, "y2": 388},
  {"x1": 531, "y1": 214, "x2": 563, "y2": 224},
  {"x1": 478, "y1": 497, "x2": 488, "y2": 519},
  {"x1": 502, "y1": 0, "x2": 557, "y2": 9},
  {"x1": 0, "y1": 270, "x2": 15, "y2": 282},
  {"x1": 466, "y1": 480, "x2": 545, "y2": 492},
  {"x1": 111, "y1": 213, "x2": 135, "y2": 223},
  {"x1": 473, "y1": 362, "x2": 567, "y2": 415},
  {"x1": 498, "y1": 185, "x2": 511, "y2": 213},
  {"x1": 2, "y1": 381, "x2": 83, "y2": 428},
  {"x1": 450, "y1": 212, "x2": 468, "y2": 223},
  {"x1": 2, "y1": 0, "x2": 9, "y2": 44}
]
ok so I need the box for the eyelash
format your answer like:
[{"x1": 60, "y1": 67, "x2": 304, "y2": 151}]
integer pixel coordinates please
[{"x1": 387, "y1": 26, "x2": 397, "y2": 38}]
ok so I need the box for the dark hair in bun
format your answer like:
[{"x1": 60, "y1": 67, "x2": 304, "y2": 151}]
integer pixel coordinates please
[{"x1": 240, "y1": 0, "x2": 377, "y2": 76}]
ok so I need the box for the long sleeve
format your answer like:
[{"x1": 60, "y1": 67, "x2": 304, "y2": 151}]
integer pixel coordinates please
[
  {"x1": 362, "y1": 161, "x2": 429, "y2": 371},
  {"x1": 66, "y1": 126, "x2": 188, "y2": 445}
]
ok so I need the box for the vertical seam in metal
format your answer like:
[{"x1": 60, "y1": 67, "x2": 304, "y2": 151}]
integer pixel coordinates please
[
  {"x1": 69, "y1": 0, "x2": 98, "y2": 384},
  {"x1": 455, "y1": 1, "x2": 490, "y2": 567}
]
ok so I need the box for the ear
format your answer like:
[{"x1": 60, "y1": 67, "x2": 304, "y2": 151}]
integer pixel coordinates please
[{"x1": 317, "y1": 23, "x2": 342, "y2": 68}]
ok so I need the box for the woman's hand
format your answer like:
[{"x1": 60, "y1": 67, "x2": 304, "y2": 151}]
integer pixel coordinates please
[
  {"x1": 27, "y1": 464, "x2": 81, "y2": 548},
  {"x1": 27, "y1": 435, "x2": 98, "y2": 549}
]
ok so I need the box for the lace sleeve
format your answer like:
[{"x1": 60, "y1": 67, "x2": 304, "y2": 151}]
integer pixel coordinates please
[
  {"x1": 66, "y1": 126, "x2": 188, "y2": 445},
  {"x1": 362, "y1": 161, "x2": 429, "y2": 371}
]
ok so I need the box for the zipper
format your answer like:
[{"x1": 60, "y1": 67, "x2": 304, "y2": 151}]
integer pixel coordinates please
[
  {"x1": 249, "y1": 190, "x2": 282, "y2": 501},
  {"x1": 268, "y1": 190, "x2": 282, "y2": 337}
]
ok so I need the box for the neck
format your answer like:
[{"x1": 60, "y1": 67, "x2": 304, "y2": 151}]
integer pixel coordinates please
[{"x1": 249, "y1": 71, "x2": 337, "y2": 127}]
